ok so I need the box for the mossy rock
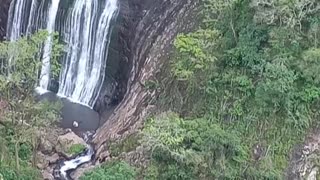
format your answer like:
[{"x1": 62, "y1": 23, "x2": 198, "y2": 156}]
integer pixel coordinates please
[
  {"x1": 67, "y1": 144, "x2": 86, "y2": 155},
  {"x1": 56, "y1": 131, "x2": 87, "y2": 157}
]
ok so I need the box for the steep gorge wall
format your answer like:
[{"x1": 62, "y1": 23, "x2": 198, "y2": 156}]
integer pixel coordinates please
[{"x1": 93, "y1": 0, "x2": 198, "y2": 159}]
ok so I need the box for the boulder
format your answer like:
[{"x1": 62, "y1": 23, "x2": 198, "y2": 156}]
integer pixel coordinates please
[
  {"x1": 36, "y1": 152, "x2": 49, "y2": 169},
  {"x1": 42, "y1": 170, "x2": 54, "y2": 180},
  {"x1": 38, "y1": 128, "x2": 65, "y2": 154},
  {"x1": 36, "y1": 152, "x2": 60, "y2": 169},
  {"x1": 56, "y1": 131, "x2": 87, "y2": 157}
]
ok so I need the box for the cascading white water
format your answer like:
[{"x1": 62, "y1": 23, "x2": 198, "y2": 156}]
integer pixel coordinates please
[
  {"x1": 59, "y1": 144, "x2": 94, "y2": 178},
  {"x1": 6, "y1": 0, "x2": 30, "y2": 75},
  {"x1": 57, "y1": 0, "x2": 119, "y2": 108},
  {"x1": 7, "y1": 0, "x2": 119, "y2": 108},
  {"x1": 26, "y1": 0, "x2": 37, "y2": 35},
  {"x1": 55, "y1": 131, "x2": 94, "y2": 180},
  {"x1": 6, "y1": 0, "x2": 28, "y2": 41},
  {"x1": 37, "y1": 0, "x2": 61, "y2": 94}
]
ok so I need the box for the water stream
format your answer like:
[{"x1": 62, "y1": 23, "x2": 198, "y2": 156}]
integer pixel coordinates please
[{"x1": 56, "y1": 131, "x2": 95, "y2": 180}]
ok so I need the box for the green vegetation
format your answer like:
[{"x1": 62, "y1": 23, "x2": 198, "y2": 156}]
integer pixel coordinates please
[
  {"x1": 68, "y1": 144, "x2": 86, "y2": 155},
  {"x1": 109, "y1": 134, "x2": 141, "y2": 157},
  {"x1": 141, "y1": 0, "x2": 320, "y2": 179},
  {"x1": 80, "y1": 160, "x2": 137, "y2": 180},
  {"x1": 0, "y1": 31, "x2": 62, "y2": 180}
]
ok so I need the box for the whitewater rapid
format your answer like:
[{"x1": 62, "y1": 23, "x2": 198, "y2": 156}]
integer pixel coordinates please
[{"x1": 56, "y1": 131, "x2": 94, "y2": 180}]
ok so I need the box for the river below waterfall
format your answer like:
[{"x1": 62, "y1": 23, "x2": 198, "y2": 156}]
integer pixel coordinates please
[
  {"x1": 38, "y1": 92, "x2": 100, "y2": 132},
  {"x1": 36, "y1": 92, "x2": 99, "y2": 179}
]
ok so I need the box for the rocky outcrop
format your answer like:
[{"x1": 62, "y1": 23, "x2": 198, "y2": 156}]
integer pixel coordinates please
[
  {"x1": 55, "y1": 131, "x2": 87, "y2": 157},
  {"x1": 287, "y1": 131, "x2": 320, "y2": 179},
  {"x1": 37, "y1": 128, "x2": 89, "y2": 180},
  {"x1": 93, "y1": 0, "x2": 199, "y2": 160}
]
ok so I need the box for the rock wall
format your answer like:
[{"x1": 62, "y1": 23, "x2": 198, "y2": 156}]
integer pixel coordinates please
[
  {"x1": 93, "y1": 0, "x2": 199, "y2": 160},
  {"x1": 0, "y1": 0, "x2": 11, "y2": 40}
]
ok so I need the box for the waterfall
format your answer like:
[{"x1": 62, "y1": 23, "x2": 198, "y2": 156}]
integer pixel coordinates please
[
  {"x1": 6, "y1": 0, "x2": 31, "y2": 75},
  {"x1": 37, "y1": 0, "x2": 61, "y2": 93},
  {"x1": 57, "y1": 0, "x2": 118, "y2": 108},
  {"x1": 6, "y1": 0, "x2": 28, "y2": 41},
  {"x1": 6, "y1": 0, "x2": 119, "y2": 108}
]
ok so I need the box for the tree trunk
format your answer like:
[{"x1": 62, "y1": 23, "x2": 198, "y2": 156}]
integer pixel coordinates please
[{"x1": 15, "y1": 141, "x2": 20, "y2": 172}]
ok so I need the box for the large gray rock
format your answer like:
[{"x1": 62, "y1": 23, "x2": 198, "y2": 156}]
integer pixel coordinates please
[
  {"x1": 38, "y1": 127, "x2": 65, "y2": 154},
  {"x1": 56, "y1": 131, "x2": 87, "y2": 158},
  {"x1": 42, "y1": 170, "x2": 54, "y2": 180}
]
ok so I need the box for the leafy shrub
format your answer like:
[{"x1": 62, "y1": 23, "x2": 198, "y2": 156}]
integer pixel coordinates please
[
  {"x1": 152, "y1": 0, "x2": 320, "y2": 179},
  {"x1": 80, "y1": 160, "x2": 137, "y2": 180},
  {"x1": 141, "y1": 112, "x2": 249, "y2": 179}
]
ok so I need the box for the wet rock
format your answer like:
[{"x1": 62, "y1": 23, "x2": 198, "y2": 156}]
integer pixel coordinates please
[
  {"x1": 38, "y1": 128, "x2": 64, "y2": 154},
  {"x1": 287, "y1": 131, "x2": 320, "y2": 179},
  {"x1": 37, "y1": 152, "x2": 49, "y2": 169},
  {"x1": 47, "y1": 153, "x2": 60, "y2": 164},
  {"x1": 36, "y1": 152, "x2": 59, "y2": 169},
  {"x1": 48, "y1": 79, "x2": 59, "y2": 94},
  {"x1": 56, "y1": 131, "x2": 87, "y2": 157},
  {"x1": 70, "y1": 164, "x2": 96, "y2": 180},
  {"x1": 94, "y1": 77, "x2": 119, "y2": 114},
  {"x1": 40, "y1": 137, "x2": 55, "y2": 153},
  {"x1": 307, "y1": 167, "x2": 319, "y2": 180},
  {"x1": 42, "y1": 170, "x2": 54, "y2": 180}
]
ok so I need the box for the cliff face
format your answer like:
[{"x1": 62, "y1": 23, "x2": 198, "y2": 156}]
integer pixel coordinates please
[
  {"x1": 93, "y1": 0, "x2": 198, "y2": 159},
  {"x1": 0, "y1": 0, "x2": 11, "y2": 40}
]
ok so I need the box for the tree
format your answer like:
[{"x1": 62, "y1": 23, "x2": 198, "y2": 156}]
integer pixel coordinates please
[{"x1": 0, "y1": 31, "x2": 62, "y2": 179}]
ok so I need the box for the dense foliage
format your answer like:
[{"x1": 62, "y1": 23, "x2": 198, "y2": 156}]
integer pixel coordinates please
[
  {"x1": 84, "y1": 0, "x2": 320, "y2": 179},
  {"x1": 80, "y1": 160, "x2": 137, "y2": 180},
  {"x1": 0, "y1": 31, "x2": 62, "y2": 180},
  {"x1": 141, "y1": 0, "x2": 320, "y2": 179}
]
